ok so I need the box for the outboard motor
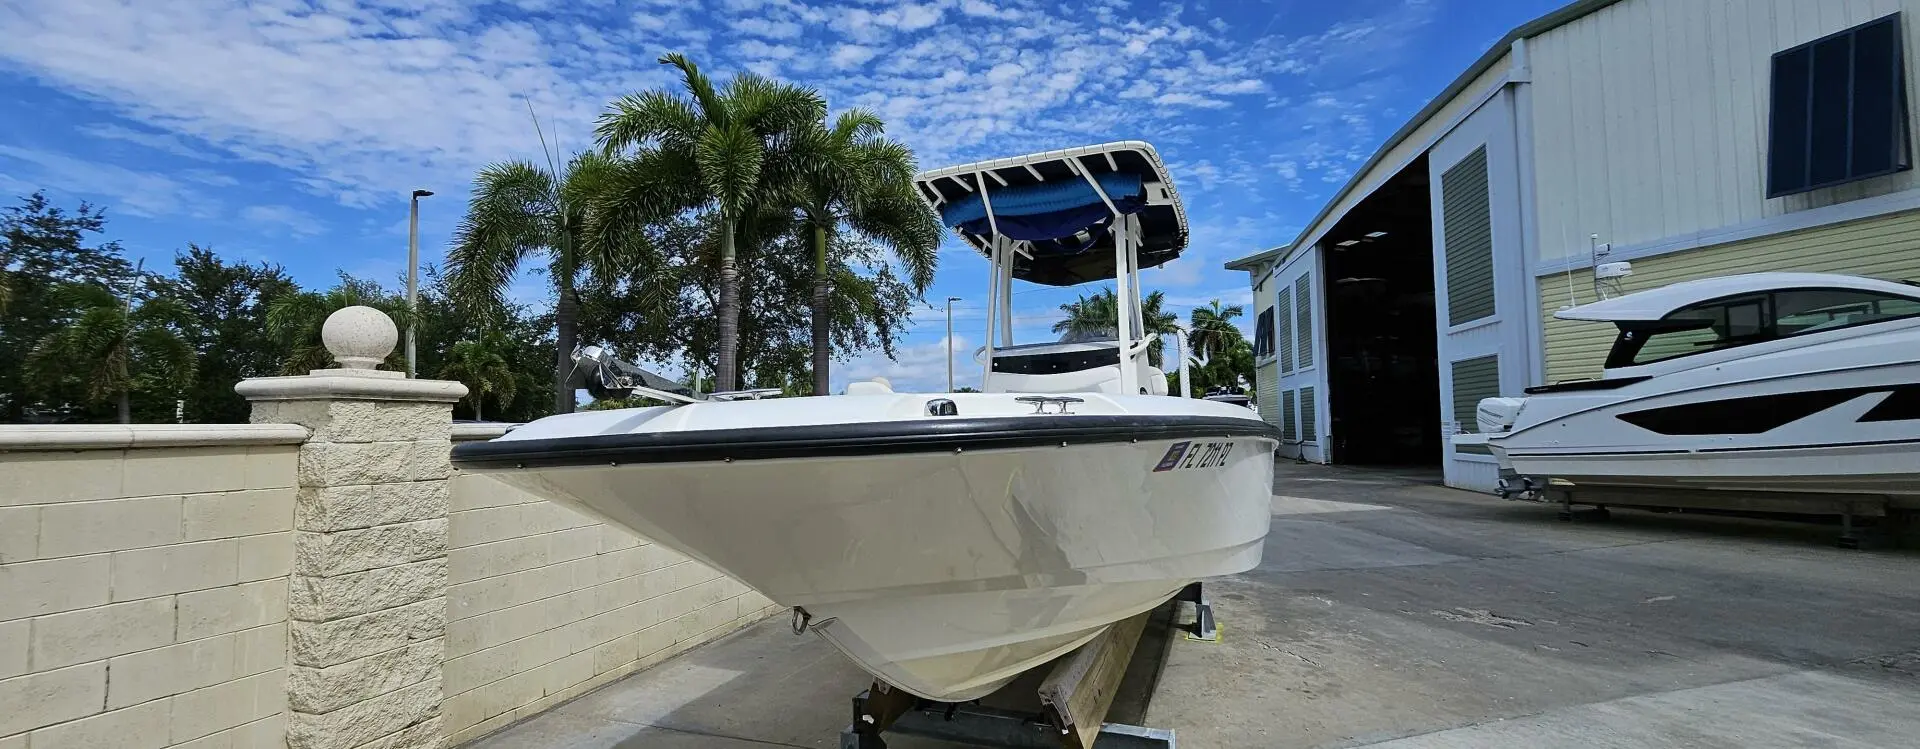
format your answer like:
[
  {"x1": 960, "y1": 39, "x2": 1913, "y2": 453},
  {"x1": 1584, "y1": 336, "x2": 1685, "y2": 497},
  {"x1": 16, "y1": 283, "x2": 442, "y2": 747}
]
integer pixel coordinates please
[{"x1": 1475, "y1": 397, "x2": 1526, "y2": 434}]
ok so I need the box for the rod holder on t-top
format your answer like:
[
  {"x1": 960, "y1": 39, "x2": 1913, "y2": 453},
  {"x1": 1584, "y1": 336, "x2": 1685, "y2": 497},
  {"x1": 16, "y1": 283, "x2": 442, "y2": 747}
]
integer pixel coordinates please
[{"x1": 911, "y1": 142, "x2": 1192, "y2": 398}]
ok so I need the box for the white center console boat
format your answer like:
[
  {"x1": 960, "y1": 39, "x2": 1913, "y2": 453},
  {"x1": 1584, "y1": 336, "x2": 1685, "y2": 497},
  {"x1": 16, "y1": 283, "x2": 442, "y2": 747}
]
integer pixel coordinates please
[{"x1": 451, "y1": 141, "x2": 1281, "y2": 702}]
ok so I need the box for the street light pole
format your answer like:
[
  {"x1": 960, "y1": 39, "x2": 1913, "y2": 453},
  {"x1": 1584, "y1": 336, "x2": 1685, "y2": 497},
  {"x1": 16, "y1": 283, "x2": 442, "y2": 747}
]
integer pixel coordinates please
[
  {"x1": 406, "y1": 189, "x2": 434, "y2": 378},
  {"x1": 945, "y1": 296, "x2": 962, "y2": 392}
]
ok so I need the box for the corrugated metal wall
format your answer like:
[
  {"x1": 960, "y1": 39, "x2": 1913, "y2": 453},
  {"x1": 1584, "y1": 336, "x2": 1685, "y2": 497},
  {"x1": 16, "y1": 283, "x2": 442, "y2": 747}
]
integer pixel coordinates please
[
  {"x1": 1526, "y1": 0, "x2": 1917, "y2": 263},
  {"x1": 1540, "y1": 209, "x2": 1920, "y2": 382},
  {"x1": 1449, "y1": 356, "x2": 1502, "y2": 430},
  {"x1": 1257, "y1": 361, "x2": 1280, "y2": 425},
  {"x1": 1443, "y1": 147, "x2": 1497, "y2": 325}
]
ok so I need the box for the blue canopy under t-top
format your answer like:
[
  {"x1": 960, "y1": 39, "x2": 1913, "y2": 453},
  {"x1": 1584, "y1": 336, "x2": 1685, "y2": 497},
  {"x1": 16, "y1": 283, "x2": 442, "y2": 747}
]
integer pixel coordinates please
[{"x1": 938, "y1": 172, "x2": 1146, "y2": 254}]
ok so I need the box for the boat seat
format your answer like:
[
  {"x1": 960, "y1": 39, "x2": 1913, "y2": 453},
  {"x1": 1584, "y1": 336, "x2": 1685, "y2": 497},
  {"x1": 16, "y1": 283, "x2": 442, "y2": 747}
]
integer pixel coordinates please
[{"x1": 846, "y1": 378, "x2": 895, "y2": 396}]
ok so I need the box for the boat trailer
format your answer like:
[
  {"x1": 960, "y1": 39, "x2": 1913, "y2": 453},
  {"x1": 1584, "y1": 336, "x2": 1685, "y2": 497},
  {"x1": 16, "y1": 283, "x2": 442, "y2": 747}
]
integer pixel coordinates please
[
  {"x1": 840, "y1": 583, "x2": 1216, "y2": 749},
  {"x1": 1499, "y1": 469, "x2": 1897, "y2": 548}
]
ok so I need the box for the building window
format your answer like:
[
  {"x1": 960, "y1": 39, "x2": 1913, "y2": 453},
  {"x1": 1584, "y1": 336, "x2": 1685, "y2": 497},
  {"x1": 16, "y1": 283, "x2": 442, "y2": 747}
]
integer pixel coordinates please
[
  {"x1": 1767, "y1": 13, "x2": 1911, "y2": 198},
  {"x1": 1252, "y1": 308, "x2": 1276, "y2": 358}
]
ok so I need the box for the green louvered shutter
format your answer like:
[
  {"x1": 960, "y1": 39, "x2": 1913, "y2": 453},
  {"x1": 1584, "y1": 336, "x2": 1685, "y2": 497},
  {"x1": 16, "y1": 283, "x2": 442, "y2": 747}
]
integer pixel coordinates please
[
  {"x1": 1442, "y1": 147, "x2": 1495, "y2": 326},
  {"x1": 1276, "y1": 286, "x2": 1294, "y2": 372},
  {"x1": 1450, "y1": 356, "x2": 1500, "y2": 432},
  {"x1": 1299, "y1": 386, "x2": 1317, "y2": 441},
  {"x1": 1280, "y1": 389, "x2": 1296, "y2": 441},
  {"x1": 1294, "y1": 275, "x2": 1314, "y2": 368}
]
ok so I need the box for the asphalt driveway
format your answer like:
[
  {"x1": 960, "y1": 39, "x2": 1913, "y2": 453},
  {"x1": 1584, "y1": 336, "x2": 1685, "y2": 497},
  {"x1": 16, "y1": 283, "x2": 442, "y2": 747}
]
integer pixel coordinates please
[{"x1": 468, "y1": 462, "x2": 1920, "y2": 748}]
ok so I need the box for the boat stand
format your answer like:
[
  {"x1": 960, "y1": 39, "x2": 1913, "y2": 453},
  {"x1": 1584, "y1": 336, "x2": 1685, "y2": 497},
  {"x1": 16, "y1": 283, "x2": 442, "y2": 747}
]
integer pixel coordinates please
[{"x1": 841, "y1": 586, "x2": 1213, "y2": 749}]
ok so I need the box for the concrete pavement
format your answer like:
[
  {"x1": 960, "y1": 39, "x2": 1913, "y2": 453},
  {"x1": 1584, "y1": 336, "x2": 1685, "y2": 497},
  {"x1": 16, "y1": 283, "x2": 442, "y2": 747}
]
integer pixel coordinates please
[{"x1": 468, "y1": 463, "x2": 1920, "y2": 748}]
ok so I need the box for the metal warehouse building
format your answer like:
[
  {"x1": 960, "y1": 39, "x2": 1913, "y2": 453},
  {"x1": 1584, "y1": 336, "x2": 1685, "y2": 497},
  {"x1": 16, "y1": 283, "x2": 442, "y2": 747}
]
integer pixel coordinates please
[{"x1": 1228, "y1": 0, "x2": 1920, "y2": 491}]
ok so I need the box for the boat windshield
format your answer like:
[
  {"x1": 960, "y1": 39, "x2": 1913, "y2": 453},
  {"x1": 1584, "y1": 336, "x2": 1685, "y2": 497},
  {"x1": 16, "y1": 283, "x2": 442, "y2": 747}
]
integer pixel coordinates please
[
  {"x1": 1605, "y1": 287, "x2": 1920, "y2": 368},
  {"x1": 989, "y1": 342, "x2": 1121, "y2": 375}
]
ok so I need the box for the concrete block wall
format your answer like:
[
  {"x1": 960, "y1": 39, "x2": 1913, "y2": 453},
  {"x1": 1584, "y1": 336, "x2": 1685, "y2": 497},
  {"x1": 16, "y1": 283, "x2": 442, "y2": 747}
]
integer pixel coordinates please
[
  {"x1": 2, "y1": 329, "x2": 785, "y2": 749},
  {"x1": 0, "y1": 429, "x2": 305, "y2": 749},
  {"x1": 440, "y1": 465, "x2": 778, "y2": 745}
]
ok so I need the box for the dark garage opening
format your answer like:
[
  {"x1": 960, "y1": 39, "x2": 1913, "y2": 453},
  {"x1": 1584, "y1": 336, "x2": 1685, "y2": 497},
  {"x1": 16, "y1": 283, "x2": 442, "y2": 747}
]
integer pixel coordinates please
[{"x1": 1322, "y1": 156, "x2": 1442, "y2": 466}]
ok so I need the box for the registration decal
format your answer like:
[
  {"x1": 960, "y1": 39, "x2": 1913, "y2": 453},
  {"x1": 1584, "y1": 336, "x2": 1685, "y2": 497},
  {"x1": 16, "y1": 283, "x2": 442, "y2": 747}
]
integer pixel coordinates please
[
  {"x1": 1152, "y1": 442, "x2": 1190, "y2": 472},
  {"x1": 1153, "y1": 440, "x2": 1234, "y2": 471}
]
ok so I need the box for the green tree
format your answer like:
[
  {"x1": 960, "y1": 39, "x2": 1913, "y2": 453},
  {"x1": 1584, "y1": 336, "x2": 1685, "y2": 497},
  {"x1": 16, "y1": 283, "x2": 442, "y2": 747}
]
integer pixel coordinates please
[
  {"x1": 1192, "y1": 337, "x2": 1256, "y2": 393},
  {"x1": 445, "y1": 152, "x2": 622, "y2": 416},
  {"x1": 26, "y1": 281, "x2": 196, "y2": 423},
  {"x1": 265, "y1": 274, "x2": 413, "y2": 374},
  {"x1": 1051, "y1": 288, "x2": 1182, "y2": 366},
  {"x1": 1187, "y1": 299, "x2": 1246, "y2": 363},
  {"x1": 150, "y1": 245, "x2": 298, "y2": 422},
  {"x1": 594, "y1": 53, "x2": 825, "y2": 393},
  {"x1": 410, "y1": 266, "x2": 555, "y2": 423},
  {"x1": 789, "y1": 110, "x2": 940, "y2": 395},
  {"x1": 588, "y1": 212, "x2": 918, "y2": 391},
  {"x1": 0, "y1": 192, "x2": 136, "y2": 422},
  {"x1": 439, "y1": 332, "x2": 518, "y2": 421}
]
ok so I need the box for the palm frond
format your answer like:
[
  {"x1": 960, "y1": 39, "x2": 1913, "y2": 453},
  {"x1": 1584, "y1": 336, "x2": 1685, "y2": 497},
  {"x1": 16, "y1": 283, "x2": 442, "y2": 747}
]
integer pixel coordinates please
[
  {"x1": 660, "y1": 53, "x2": 729, "y2": 129},
  {"x1": 595, "y1": 90, "x2": 703, "y2": 155},
  {"x1": 696, "y1": 123, "x2": 764, "y2": 217},
  {"x1": 446, "y1": 160, "x2": 556, "y2": 318}
]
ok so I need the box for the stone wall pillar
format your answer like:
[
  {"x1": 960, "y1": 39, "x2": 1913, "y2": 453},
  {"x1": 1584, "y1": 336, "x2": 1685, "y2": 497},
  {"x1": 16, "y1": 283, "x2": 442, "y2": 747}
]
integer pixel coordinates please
[{"x1": 239, "y1": 307, "x2": 467, "y2": 749}]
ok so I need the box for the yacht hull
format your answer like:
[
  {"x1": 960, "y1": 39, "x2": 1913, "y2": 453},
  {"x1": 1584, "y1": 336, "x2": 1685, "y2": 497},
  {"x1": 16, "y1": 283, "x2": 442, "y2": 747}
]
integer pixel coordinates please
[
  {"x1": 1485, "y1": 357, "x2": 1920, "y2": 499},
  {"x1": 456, "y1": 395, "x2": 1277, "y2": 701}
]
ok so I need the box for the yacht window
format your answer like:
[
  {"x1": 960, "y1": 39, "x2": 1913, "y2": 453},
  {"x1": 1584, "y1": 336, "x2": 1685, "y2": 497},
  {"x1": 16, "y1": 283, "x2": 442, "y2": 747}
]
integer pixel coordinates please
[
  {"x1": 1773, "y1": 288, "x2": 1920, "y2": 333},
  {"x1": 1607, "y1": 287, "x2": 1920, "y2": 368}
]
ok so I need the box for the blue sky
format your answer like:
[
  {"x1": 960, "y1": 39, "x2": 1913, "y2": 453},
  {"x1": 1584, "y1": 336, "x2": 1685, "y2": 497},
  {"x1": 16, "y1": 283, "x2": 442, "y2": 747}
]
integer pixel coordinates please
[{"x1": 0, "y1": 0, "x2": 1564, "y2": 392}]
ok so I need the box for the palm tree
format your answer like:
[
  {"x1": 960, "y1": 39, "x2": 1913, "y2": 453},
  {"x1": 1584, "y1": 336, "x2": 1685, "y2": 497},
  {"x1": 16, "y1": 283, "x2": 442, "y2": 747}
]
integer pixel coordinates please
[
  {"x1": 789, "y1": 110, "x2": 941, "y2": 395},
  {"x1": 445, "y1": 152, "x2": 622, "y2": 415},
  {"x1": 27, "y1": 282, "x2": 195, "y2": 423},
  {"x1": 1051, "y1": 288, "x2": 1182, "y2": 366},
  {"x1": 440, "y1": 333, "x2": 518, "y2": 421},
  {"x1": 265, "y1": 275, "x2": 413, "y2": 374},
  {"x1": 1188, "y1": 299, "x2": 1246, "y2": 363},
  {"x1": 594, "y1": 53, "x2": 825, "y2": 393}
]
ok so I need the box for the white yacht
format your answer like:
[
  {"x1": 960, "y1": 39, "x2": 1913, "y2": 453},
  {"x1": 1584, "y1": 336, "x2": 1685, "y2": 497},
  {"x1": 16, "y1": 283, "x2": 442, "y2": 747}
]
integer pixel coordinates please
[
  {"x1": 452, "y1": 142, "x2": 1280, "y2": 702},
  {"x1": 1459, "y1": 272, "x2": 1920, "y2": 500}
]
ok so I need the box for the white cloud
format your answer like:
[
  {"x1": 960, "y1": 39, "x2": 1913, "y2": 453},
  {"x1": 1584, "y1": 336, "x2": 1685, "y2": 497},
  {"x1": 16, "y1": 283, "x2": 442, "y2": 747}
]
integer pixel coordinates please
[
  {"x1": 830, "y1": 44, "x2": 880, "y2": 69},
  {"x1": 241, "y1": 204, "x2": 327, "y2": 237},
  {"x1": 1210, "y1": 79, "x2": 1268, "y2": 95},
  {"x1": 77, "y1": 122, "x2": 225, "y2": 161},
  {"x1": 733, "y1": 17, "x2": 803, "y2": 40},
  {"x1": 839, "y1": 333, "x2": 971, "y2": 394},
  {"x1": 0, "y1": 145, "x2": 216, "y2": 218},
  {"x1": 1154, "y1": 92, "x2": 1230, "y2": 109},
  {"x1": 739, "y1": 39, "x2": 799, "y2": 60}
]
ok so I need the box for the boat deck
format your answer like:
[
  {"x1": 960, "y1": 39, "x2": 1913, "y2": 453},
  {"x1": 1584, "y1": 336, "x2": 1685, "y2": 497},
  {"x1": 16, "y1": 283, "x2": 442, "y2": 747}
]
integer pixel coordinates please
[{"x1": 465, "y1": 462, "x2": 1920, "y2": 749}]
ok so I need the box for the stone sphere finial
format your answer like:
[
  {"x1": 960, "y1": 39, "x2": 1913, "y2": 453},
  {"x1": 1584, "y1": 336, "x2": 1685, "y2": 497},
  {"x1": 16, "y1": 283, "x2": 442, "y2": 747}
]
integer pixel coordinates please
[{"x1": 322, "y1": 306, "x2": 398, "y2": 370}]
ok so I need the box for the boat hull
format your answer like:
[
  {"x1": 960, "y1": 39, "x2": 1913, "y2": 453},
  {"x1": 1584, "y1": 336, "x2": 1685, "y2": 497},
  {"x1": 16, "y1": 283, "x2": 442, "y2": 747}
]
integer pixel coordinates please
[
  {"x1": 470, "y1": 411, "x2": 1275, "y2": 701},
  {"x1": 1495, "y1": 440, "x2": 1920, "y2": 497},
  {"x1": 1484, "y1": 349, "x2": 1920, "y2": 499}
]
